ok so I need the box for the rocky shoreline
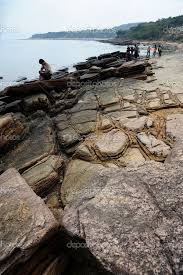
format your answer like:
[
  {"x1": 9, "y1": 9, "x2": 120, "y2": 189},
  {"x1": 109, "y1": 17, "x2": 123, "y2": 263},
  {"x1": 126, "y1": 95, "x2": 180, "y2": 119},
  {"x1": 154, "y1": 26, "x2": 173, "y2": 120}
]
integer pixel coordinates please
[{"x1": 1, "y1": 48, "x2": 183, "y2": 274}]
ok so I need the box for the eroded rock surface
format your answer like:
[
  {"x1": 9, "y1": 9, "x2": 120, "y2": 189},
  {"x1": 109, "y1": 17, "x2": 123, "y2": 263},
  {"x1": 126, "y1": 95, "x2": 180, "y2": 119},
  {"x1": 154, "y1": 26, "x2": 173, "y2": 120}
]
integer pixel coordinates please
[
  {"x1": 63, "y1": 161, "x2": 183, "y2": 274},
  {"x1": 0, "y1": 168, "x2": 58, "y2": 275}
]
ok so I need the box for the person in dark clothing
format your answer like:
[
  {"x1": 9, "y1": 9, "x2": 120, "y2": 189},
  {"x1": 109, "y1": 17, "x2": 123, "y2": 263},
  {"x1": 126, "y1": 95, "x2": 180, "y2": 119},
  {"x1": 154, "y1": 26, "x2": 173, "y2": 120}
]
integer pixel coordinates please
[
  {"x1": 158, "y1": 45, "x2": 162, "y2": 57},
  {"x1": 130, "y1": 46, "x2": 134, "y2": 55},
  {"x1": 126, "y1": 46, "x2": 132, "y2": 61},
  {"x1": 134, "y1": 44, "x2": 139, "y2": 59}
]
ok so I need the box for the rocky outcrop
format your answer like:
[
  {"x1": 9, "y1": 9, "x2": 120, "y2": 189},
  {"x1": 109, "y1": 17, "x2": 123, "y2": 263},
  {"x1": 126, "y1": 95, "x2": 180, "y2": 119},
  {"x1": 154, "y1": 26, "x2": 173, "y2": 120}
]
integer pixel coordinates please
[
  {"x1": 0, "y1": 168, "x2": 60, "y2": 275},
  {"x1": 63, "y1": 161, "x2": 183, "y2": 274},
  {"x1": 1, "y1": 50, "x2": 183, "y2": 274},
  {"x1": 22, "y1": 155, "x2": 64, "y2": 197}
]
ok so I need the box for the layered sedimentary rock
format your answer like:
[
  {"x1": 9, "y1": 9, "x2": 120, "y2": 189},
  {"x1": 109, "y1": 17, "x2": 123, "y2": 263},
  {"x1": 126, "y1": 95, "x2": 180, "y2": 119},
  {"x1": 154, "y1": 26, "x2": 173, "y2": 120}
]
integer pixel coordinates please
[
  {"x1": 0, "y1": 169, "x2": 59, "y2": 275},
  {"x1": 63, "y1": 161, "x2": 183, "y2": 274},
  {"x1": 1, "y1": 51, "x2": 183, "y2": 274}
]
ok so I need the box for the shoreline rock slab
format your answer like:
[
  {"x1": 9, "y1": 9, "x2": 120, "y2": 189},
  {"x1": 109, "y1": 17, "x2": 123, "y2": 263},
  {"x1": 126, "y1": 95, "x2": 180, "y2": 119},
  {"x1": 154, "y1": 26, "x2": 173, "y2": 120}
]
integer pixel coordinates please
[
  {"x1": 94, "y1": 129, "x2": 129, "y2": 158},
  {"x1": 22, "y1": 155, "x2": 64, "y2": 197},
  {"x1": 0, "y1": 168, "x2": 58, "y2": 275},
  {"x1": 63, "y1": 161, "x2": 183, "y2": 274}
]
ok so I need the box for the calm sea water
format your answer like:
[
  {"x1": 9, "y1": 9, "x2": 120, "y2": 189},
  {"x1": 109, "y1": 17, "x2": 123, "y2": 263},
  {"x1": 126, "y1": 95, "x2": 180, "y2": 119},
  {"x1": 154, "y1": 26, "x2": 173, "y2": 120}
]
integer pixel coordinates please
[{"x1": 0, "y1": 39, "x2": 147, "y2": 90}]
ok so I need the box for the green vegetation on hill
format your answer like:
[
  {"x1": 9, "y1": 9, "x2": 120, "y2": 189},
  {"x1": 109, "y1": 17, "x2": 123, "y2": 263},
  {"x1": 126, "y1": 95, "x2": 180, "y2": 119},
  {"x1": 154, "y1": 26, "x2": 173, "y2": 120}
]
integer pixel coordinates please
[
  {"x1": 31, "y1": 23, "x2": 139, "y2": 39},
  {"x1": 117, "y1": 15, "x2": 183, "y2": 41}
]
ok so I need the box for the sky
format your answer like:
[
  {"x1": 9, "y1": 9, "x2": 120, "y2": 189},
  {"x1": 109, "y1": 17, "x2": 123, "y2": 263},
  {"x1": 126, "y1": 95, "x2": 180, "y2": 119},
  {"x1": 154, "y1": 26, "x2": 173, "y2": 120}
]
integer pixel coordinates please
[{"x1": 0, "y1": 0, "x2": 183, "y2": 36}]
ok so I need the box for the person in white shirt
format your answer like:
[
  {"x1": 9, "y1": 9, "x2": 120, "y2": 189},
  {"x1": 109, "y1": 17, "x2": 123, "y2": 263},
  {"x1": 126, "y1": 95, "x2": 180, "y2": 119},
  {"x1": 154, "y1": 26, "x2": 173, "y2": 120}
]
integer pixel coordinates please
[{"x1": 39, "y1": 59, "x2": 52, "y2": 80}]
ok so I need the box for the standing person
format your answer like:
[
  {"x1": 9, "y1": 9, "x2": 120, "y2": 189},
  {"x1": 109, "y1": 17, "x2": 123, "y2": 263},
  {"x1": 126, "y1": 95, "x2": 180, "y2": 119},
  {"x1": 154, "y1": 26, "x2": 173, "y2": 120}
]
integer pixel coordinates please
[
  {"x1": 130, "y1": 46, "x2": 134, "y2": 55},
  {"x1": 134, "y1": 44, "x2": 139, "y2": 59},
  {"x1": 126, "y1": 46, "x2": 132, "y2": 61},
  {"x1": 39, "y1": 59, "x2": 52, "y2": 80},
  {"x1": 158, "y1": 45, "x2": 162, "y2": 57},
  {"x1": 153, "y1": 45, "x2": 157, "y2": 57},
  {"x1": 146, "y1": 46, "x2": 151, "y2": 58}
]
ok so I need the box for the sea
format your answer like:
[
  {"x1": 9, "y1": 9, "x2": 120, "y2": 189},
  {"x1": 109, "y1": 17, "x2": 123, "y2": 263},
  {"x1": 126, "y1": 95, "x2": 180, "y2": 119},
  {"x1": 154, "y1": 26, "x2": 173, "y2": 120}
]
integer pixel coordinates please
[{"x1": 0, "y1": 39, "x2": 147, "y2": 91}]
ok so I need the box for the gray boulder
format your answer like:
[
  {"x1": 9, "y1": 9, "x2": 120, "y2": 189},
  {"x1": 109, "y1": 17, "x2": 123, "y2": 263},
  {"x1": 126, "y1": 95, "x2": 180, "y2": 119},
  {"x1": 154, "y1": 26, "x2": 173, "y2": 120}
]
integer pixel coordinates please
[{"x1": 63, "y1": 161, "x2": 183, "y2": 274}]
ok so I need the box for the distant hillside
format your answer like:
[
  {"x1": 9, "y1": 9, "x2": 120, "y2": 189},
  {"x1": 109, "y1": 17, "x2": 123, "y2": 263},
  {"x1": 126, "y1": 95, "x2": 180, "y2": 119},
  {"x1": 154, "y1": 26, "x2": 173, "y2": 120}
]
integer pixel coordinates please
[
  {"x1": 116, "y1": 15, "x2": 183, "y2": 41},
  {"x1": 30, "y1": 23, "x2": 140, "y2": 39}
]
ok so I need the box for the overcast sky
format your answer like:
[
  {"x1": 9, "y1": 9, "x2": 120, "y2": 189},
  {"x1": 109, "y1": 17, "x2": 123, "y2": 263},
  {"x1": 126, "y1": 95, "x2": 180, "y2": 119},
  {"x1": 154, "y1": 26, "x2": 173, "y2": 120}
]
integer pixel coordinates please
[{"x1": 1, "y1": 0, "x2": 183, "y2": 34}]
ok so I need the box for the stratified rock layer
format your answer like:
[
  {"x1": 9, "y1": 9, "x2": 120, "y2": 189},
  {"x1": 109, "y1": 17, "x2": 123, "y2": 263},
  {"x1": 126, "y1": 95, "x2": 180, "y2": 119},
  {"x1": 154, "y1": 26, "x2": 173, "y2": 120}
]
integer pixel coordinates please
[
  {"x1": 63, "y1": 161, "x2": 183, "y2": 274},
  {"x1": 0, "y1": 168, "x2": 58, "y2": 275}
]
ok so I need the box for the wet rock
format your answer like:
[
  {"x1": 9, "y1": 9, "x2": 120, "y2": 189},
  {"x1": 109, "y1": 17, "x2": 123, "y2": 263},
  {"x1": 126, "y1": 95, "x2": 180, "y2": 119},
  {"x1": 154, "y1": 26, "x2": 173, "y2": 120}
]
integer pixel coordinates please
[
  {"x1": 2, "y1": 116, "x2": 56, "y2": 172},
  {"x1": 22, "y1": 155, "x2": 64, "y2": 197},
  {"x1": 0, "y1": 113, "x2": 25, "y2": 153},
  {"x1": 0, "y1": 168, "x2": 58, "y2": 275},
  {"x1": 16, "y1": 76, "x2": 27, "y2": 82},
  {"x1": 0, "y1": 100, "x2": 22, "y2": 114},
  {"x1": 74, "y1": 61, "x2": 91, "y2": 70},
  {"x1": 137, "y1": 132, "x2": 171, "y2": 158},
  {"x1": 63, "y1": 161, "x2": 183, "y2": 274},
  {"x1": 23, "y1": 93, "x2": 50, "y2": 113},
  {"x1": 94, "y1": 129, "x2": 129, "y2": 158}
]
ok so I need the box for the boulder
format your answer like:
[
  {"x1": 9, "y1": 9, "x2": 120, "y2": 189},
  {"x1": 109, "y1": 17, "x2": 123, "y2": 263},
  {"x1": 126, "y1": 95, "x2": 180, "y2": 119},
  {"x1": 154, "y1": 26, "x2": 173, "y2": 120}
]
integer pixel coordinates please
[
  {"x1": 74, "y1": 143, "x2": 95, "y2": 161},
  {"x1": 119, "y1": 147, "x2": 146, "y2": 167},
  {"x1": 22, "y1": 155, "x2": 64, "y2": 197},
  {"x1": 23, "y1": 93, "x2": 50, "y2": 112},
  {"x1": 93, "y1": 129, "x2": 129, "y2": 158},
  {"x1": 70, "y1": 110, "x2": 97, "y2": 124},
  {"x1": 61, "y1": 160, "x2": 113, "y2": 206},
  {"x1": 57, "y1": 127, "x2": 81, "y2": 148},
  {"x1": 166, "y1": 113, "x2": 183, "y2": 139},
  {"x1": 137, "y1": 132, "x2": 171, "y2": 158},
  {"x1": 0, "y1": 168, "x2": 58, "y2": 274},
  {"x1": 0, "y1": 100, "x2": 22, "y2": 114},
  {"x1": 100, "y1": 67, "x2": 117, "y2": 80},
  {"x1": 0, "y1": 113, "x2": 25, "y2": 153},
  {"x1": 117, "y1": 61, "x2": 146, "y2": 77},
  {"x1": 121, "y1": 116, "x2": 147, "y2": 131},
  {"x1": 80, "y1": 73, "x2": 99, "y2": 82},
  {"x1": 63, "y1": 161, "x2": 183, "y2": 274},
  {"x1": 2, "y1": 116, "x2": 56, "y2": 172}
]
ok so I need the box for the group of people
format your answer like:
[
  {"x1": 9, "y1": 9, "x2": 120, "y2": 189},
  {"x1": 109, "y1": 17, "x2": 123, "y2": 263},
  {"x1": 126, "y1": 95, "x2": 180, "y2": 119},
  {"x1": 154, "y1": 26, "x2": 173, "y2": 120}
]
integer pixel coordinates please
[
  {"x1": 126, "y1": 44, "x2": 140, "y2": 61},
  {"x1": 146, "y1": 44, "x2": 162, "y2": 58},
  {"x1": 39, "y1": 43, "x2": 163, "y2": 81}
]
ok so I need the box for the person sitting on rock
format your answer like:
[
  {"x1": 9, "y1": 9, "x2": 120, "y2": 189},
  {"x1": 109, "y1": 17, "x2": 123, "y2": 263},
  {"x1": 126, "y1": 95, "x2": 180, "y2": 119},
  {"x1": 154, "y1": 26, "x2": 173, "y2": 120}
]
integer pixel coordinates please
[{"x1": 39, "y1": 59, "x2": 52, "y2": 80}]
